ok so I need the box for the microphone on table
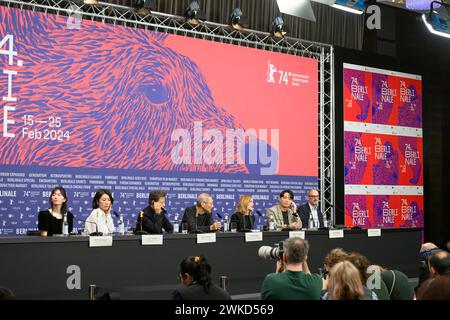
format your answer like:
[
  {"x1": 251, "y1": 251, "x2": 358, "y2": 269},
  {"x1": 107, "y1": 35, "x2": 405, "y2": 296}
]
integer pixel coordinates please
[
  {"x1": 83, "y1": 220, "x2": 103, "y2": 237},
  {"x1": 134, "y1": 211, "x2": 148, "y2": 235},
  {"x1": 190, "y1": 211, "x2": 204, "y2": 234}
]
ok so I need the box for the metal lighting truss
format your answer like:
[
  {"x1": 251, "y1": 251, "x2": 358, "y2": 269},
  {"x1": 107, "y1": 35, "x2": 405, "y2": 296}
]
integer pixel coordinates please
[{"x1": 0, "y1": 0, "x2": 336, "y2": 223}]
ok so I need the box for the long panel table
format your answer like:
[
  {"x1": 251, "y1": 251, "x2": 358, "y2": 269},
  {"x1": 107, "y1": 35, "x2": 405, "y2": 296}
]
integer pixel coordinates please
[{"x1": 0, "y1": 228, "x2": 422, "y2": 299}]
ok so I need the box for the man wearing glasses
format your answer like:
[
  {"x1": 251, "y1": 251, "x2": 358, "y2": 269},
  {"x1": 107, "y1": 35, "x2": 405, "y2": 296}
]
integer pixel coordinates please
[{"x1": 296, "y1": 189, "x2": 324, "y2": 229}]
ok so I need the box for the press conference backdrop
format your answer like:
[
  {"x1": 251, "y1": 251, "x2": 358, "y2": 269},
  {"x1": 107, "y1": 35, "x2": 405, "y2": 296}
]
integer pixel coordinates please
[
  {"x1": 0, "y1": 6, "x2": 318, "y2": 235},
  {"x1": 343, "y1": 64, "x2": 424, "y2": 229}
]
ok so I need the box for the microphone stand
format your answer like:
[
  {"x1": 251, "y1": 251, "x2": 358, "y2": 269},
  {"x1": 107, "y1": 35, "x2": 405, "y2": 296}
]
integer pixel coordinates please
[
  {"x1": 238, "y1": 212, "x2": 251, "y2": 233},
  {"x1": 134, "y1": 211, "x2": 148, "y2": 235},
  {"x1": 86, "y1": 221, "x2": 103, "y2": 237},
  {"x1": 282, "y1": 211, "x2": 297, "y2": 231},
  {"x1": 256, "y1": 210, "x2": 267, "y2": 231},
  {"x1": 190, "y1": 211, "x2": 203, "y2": 234}
]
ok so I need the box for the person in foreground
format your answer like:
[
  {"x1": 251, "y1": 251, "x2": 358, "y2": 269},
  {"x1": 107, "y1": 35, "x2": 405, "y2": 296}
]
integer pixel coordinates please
[
  {"x1": 327, "y1": 261, "x2": 364, "y2": 300},
  {"x1": 38, "y1": 186, "x2": 74, "y2": 237},
  {"x1": 260, "y1": 237, "x2": 325, "y2": 300},
  {"x1": 230, "y1": 195, "x2": 255, "y2": 232},
  {"x1": 85, "y1": 189, "x2": 115, "y2": 235},
  {"x1": 181, "y1": 193, "x2": 221, "y2": 233},
  {"x1": 172, "y1": 255, "x2": 231, "y2": 300},
  {"x1": 135, "y1": 189, "x2": 173, "y2": 234}
]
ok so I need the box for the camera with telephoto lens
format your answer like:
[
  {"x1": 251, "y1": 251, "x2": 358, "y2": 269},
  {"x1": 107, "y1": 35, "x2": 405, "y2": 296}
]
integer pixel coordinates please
[{"x1": 258, "y1": 241, "x2": 284, "y2": 260}]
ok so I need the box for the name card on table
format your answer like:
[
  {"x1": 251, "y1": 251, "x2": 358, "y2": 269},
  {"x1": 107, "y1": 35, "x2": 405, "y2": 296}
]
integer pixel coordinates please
[
  {"x1": 367, "y1": 229, "x2": 381, "y2": 237},
  {"x1": 141, "y1": 234, "x2": 163, "y2": 245},
  {"x1": 89, "y1": 236, "x2": 113, "y2": 247},
  {"x1": 329, "y1": 229, "x2": 344, "y2": 239},
  {"x1": 245, "y1": 232, "x2": 263, "y2": 242},
  {"x1": 289, "y1": 231, "x2": 305, "y2": 239},
  {"x1": 197, "y1": 233, "x2": 216, "y2": 244}
]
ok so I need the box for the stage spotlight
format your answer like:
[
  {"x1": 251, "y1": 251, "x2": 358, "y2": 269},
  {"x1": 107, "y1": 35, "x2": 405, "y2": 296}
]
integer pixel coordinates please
[
  {"x1": 229, "y1": 7, "x2": 249, "y2": 30},
  {"x1": 184, "y1": 1, "x2": 205, "y2": 25},
  {"x1": 332, "y1": 0, "x2": 365, "y2": 14},
  {"x1": 276, "y1": 0, "x2": 316, "y2": 22},
  {"x1": 83, "y1": 0, "x2": 98, "y2": 4},
  {"x1": 271, "y1": 16, "x2": 288, "y2": 38},
  {"x1": 406, "y1": 0, "x2": 441, "y2": 10},
  {"x1": 422, "y1": 1, "x2": 450, "y2": 39},
  {"x1": 135, "y1": 0, "x2": 156, "y2": 16}
]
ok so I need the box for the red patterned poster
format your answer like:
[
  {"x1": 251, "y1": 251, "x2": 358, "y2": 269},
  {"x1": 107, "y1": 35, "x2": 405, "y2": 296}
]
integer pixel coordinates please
[{"x1": 343, "y1": 64, "x2": 423, "y2": 229}]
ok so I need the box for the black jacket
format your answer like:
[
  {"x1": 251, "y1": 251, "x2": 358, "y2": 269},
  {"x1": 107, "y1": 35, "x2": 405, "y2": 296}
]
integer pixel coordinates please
[
  {"x1": 296, "y1": 203, "x2": 324, "y2": 228},
  {"x1": 136, "y1": 206, "x2": 173, "y2": 234},
  {"x1": 230, "y1": 212, "x2": 255, "y2": 231},
  {"x1": 181, "y1": 206, "x2": 213, "y2": 233},
  {"x1": 172, "y1": 283, "x2": 231, "y2": 300}
]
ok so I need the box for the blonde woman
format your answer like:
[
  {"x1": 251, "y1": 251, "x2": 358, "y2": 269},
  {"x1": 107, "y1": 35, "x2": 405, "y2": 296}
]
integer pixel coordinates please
[
  {"x1": 328, "y1": 260, "x2": 364, "y2": 300},
  {"x1": 230, "y1": 195, "x2": 255, "y2": 232}
]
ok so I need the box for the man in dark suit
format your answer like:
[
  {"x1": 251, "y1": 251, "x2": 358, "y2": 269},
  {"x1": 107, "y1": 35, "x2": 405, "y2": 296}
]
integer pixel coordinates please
[{"x1": 296, "y1": 189, "x2": 324, "y2": 228}]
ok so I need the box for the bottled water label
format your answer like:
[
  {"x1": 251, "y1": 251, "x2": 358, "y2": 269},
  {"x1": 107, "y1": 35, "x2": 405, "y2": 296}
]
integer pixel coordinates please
[
  {"x1": 269, "y1": 221, "x2": 275, "y2": 231},
  {"x1": 118, "y1": 223, "x2": 125, "y2": 235},
  {"x1": 173, "y1": 222, "x2": 179, "y2": 233},
  {"x1": 63, "y1": 224, "x2": 69, "y2": 236}
]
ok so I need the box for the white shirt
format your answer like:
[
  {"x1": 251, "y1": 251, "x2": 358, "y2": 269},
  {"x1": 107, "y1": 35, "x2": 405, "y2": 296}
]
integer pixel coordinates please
[
  {"x1": 309, "y1": 203, "x2": 320, "y2": 227},
  {"x1": 85, "y1": 208, "x2": 115, "y2": 235}
]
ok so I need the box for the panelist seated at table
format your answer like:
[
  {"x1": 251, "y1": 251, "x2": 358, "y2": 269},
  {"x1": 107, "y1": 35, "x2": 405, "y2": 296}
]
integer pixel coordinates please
[
  {"x1": 38, "y1": 186, "x2": 74, "y2": 237},
  {"x1": 85, "y1": 189, "x2": 115, "y2": 236},
  {"x1": 182, "y1": 193, "x2": 221, "y2": 233},
  {"x1": 296, "y1": 188, "x2": 324, "y2": 228},
  {"x1": 135, "y1": 189, "x2": 173, "y2": 234},
  {"x1": 266, "y1": 189, "x2": 301, "y2": 231},
  {"x1": 230, "y1": 195, "x2": 255, "y2": 232}
]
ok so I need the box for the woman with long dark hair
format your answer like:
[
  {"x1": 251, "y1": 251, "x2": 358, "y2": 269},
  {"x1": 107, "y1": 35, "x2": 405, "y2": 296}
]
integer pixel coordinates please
[
  {"x1": 38, "y1": 186, "x2": 73, "y2": 236},
  {"x1": 172, "y1": 255, "x2": 231, "y2": 300}
]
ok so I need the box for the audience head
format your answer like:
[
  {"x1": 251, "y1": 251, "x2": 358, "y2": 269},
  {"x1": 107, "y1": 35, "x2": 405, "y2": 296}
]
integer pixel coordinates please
[
  {"x1": 236, "y1": 195, "x2": 253, "y2": 215},
  {"x1": 0, "y1": 287, "x2": 16, "y2": 300},
  {"x1": 92, "y1": 189, "x2": 114, "y2": 212},
  {"x1": 283, "y1": 237, "x2": 309, "y2": 265},
  {"x1": 428, "y1": 250, "x2": 450, "y2": 277},
  {"x1": 307, "y1": 188, "x2": 320, "y2": 207},
  {"x1": 196, "y1": 193, "x2": 213, "y2": 214},
  {"x1": 279, "y1": 190, "x2": 294, "y2": 209},
  {"x1": 49, "y1": 186, "x2": 68, "y2": 214},
  {"x1": 323, "y1": 248, "x2": 349, "y2": 273},
  {"x1": 420, "y1": 242, "x2": 439, "y2": 261},
  {"x1": 347, "y1": 252, "x2": 371, "y2": 284},
  {"x1": 179, "y1": 255, "x2": 212, "y2": 292},
  {"x1": 328, "y1": 261, "x2": 364, "y2": 300},
  {"x1": 148, "y1": 189, "x2": 167, "y2": 214}
]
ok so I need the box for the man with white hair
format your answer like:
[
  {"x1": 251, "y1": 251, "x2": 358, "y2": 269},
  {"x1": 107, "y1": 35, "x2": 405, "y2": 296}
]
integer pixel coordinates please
[{"x1": 181, "y1": 193, "x2": 221, "y2": 233}]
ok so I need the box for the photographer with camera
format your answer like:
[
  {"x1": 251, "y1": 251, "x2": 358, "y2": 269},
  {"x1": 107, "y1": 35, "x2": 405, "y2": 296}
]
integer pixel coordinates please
[{"x1": 260, "y1": 237, "x2": 325, "y2": 300}]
